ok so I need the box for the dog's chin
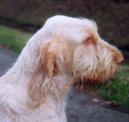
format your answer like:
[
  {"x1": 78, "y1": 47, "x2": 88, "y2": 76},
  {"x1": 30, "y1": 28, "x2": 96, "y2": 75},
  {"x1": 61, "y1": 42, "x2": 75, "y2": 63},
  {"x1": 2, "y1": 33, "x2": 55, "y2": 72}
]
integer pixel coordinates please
[{"x1": 74, "y1": 64, "x2": 119, "y2": 91}]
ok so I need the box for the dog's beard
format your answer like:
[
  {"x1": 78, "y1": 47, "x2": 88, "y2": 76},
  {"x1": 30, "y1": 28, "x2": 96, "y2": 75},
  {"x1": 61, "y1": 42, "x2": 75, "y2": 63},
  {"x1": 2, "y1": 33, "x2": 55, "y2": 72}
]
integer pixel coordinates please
[
  {"x1": 73, "y1": 62, "x2": 118, "y2": 91},
  {"x1": 74, "y1": 79, "x2": 104, "y2": 92}
]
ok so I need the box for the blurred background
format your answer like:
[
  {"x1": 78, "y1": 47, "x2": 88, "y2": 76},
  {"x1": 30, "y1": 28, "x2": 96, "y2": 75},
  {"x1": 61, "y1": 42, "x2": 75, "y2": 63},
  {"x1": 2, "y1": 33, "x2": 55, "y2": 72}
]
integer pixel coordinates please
[
  {"x1": 0, "y1": 0, "x2": 129, "y2": 119},
  {"x1": 0, "y1": 0, "x2": 129, "y2": 51}
]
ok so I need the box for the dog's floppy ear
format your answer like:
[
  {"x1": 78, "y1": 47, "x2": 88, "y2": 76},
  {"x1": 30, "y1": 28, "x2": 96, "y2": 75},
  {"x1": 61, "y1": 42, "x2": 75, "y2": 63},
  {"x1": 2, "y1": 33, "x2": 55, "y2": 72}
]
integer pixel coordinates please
[{"x1": 28, "y1": 41, "x2": 61, "y2": 108}]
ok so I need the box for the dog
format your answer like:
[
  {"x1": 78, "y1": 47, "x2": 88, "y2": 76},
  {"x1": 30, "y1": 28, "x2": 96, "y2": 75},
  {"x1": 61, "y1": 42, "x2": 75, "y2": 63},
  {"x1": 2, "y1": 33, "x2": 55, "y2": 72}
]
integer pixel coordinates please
[{"x1": 0, "y1": 15, "x2": 123, "y2": 122}]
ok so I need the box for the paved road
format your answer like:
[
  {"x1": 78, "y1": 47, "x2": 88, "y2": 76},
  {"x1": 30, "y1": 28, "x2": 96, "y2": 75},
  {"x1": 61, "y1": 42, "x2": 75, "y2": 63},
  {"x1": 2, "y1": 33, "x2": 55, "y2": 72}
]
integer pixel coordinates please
[
  {"x1": 0, "y1": 46, "x2": 129, "y2": 122},
  {"x1": 0, "y1": 46, "x2": 18, "y2": 76}
]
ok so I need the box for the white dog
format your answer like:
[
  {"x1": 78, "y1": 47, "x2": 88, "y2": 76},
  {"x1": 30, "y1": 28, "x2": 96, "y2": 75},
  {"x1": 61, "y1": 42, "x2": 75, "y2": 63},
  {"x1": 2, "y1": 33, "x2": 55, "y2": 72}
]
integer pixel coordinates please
[{"x1": 0, "y1": 15, "x2": 123, "y2": 122}]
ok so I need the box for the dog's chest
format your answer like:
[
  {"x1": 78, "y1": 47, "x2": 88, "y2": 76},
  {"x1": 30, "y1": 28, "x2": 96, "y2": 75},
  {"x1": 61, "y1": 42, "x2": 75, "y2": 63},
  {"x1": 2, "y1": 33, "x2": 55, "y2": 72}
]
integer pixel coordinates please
[
  {"x1": 0, "y1": 82, "x2": 27, "y2": 112},
  {"x1": 0, "y1": 82, "x2": 67, "y2": 122}
]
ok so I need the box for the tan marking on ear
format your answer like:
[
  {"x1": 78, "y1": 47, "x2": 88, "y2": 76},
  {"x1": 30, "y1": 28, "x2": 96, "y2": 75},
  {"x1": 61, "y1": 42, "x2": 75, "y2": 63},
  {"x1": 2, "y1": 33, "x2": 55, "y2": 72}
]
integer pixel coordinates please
[
  {"x1": 45, "y1": 52, "x2": 59, "y2": 78},
  {"x1": 28, "y1": 42, "x2": 51, "y2": 108}
]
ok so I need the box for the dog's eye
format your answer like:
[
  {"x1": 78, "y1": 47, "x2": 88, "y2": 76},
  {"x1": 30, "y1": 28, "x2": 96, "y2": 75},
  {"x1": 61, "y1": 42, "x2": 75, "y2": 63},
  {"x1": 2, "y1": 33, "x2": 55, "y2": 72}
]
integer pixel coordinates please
[{"x1": 82, "y1": 37, "x2": 96, "y2": 46}]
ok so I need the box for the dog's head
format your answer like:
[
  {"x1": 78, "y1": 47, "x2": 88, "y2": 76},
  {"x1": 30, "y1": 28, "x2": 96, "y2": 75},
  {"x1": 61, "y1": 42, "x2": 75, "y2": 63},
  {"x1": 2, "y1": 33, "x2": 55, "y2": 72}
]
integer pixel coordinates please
[
  {"x1": 28, "y1": 15, "x2": 123, "y2": 107},
  {"x1": 44, "y1": 15, "x2": 123, "y2": 85}
]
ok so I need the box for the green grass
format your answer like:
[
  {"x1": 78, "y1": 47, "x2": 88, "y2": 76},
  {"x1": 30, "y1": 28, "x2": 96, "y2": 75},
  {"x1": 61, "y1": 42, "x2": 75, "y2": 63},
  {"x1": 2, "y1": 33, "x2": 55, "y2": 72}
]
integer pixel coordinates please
[
  {"x1": 97, "y1": 65, "x2": 129, "y2": 111},
  {"x1": 0, "y1": 25, "x2": 32, "y2": 53},
  {"x1": 0, "y1": 25, "x2": 129, "y2": 111}
]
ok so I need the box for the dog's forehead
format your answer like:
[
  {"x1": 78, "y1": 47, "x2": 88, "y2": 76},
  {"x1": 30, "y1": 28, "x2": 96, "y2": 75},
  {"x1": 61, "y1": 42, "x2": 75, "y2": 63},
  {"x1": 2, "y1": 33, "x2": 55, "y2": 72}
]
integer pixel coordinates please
[
  {"x1": 43, "y1": 15, "x2": 98, "y2": 44},
  {"x1": 46, "y1": 15, "x2": 93, "y2": 26}
]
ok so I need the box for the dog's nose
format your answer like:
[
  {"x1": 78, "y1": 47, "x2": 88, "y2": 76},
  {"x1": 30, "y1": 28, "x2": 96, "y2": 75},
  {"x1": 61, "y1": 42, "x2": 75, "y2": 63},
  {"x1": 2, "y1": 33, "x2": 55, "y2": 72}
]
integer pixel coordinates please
[{"x1": 115, "y1": 52, "x2": 124, "y2": 64}]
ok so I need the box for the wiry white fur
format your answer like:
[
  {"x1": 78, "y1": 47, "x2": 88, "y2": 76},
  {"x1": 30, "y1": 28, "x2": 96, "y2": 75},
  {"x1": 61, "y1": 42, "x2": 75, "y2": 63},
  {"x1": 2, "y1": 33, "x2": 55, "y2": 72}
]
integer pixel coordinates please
[{"x1": 0, "y1": 15, "x2": 122, "y2": 122}]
